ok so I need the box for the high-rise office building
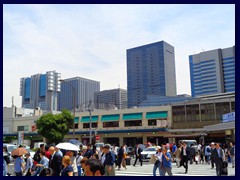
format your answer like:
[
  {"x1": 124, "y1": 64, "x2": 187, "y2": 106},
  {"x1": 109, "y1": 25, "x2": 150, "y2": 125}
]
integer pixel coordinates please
[
  {"x1": 94, "y1": 88, "x2": 127, "y2": 110},
  {"x1": 59, "y1": 77, "x2": 100, "y2": 111},
  {"x1": 127, "y1": 41, "x2": 177, "y2": 108},
  {"x1": 20, "y1": 70, "x2": 61, "y2": 111},
  {"x1": 189, "y1": 46, "x2": 235, "y2": 97}
]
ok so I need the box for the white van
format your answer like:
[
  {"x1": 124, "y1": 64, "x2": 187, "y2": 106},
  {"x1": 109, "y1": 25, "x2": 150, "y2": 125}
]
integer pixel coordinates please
[
  {"x1": 178, "y1": 140, "x2": 198, "y2": 151},
  {"x1": 34, "y1": 142, "x2": 47, "y2": 149}
]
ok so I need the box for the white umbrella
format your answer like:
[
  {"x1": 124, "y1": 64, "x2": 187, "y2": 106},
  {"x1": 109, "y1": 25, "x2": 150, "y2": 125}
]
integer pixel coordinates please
[{"x1": 56, "y1": 142, "x2": 80, "y2": 151}]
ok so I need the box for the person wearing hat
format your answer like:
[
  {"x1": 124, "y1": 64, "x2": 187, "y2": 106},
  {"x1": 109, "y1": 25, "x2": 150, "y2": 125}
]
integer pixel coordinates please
[
  {"x1": 101, "y1": 144, "x2": 115, "y2": 176},
  {"x1": 210, "y1": 142, "x2": 216, "y2": 169}
]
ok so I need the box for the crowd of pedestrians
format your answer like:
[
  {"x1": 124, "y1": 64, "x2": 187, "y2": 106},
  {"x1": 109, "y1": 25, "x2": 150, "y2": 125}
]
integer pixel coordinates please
[
  {"x1": 3, "y1": 142, "x2": 131, "y2": 176},
  {"x1": 154, "y1": 140, "x2": 235, "y2": 176},
  {"x1": 3, "y1": 140, "x2": 235, "y2": 176}
]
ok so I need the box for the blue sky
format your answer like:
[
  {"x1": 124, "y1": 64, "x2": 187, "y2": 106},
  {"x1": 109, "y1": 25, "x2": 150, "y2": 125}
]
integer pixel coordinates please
[{"x1": 3, "y1": 4, "x2": 235, "y2": 107}]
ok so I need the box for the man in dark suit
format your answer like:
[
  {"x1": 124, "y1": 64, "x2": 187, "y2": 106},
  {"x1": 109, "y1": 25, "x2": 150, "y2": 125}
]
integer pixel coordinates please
[
  {"x1": 83, "y1": 144, "x2": 93, "y2": 159},
  {"x1": 133, "y1": 144, "x2": 142, "y2": 166},
  {"x1": 49, "y1": 146, "x2": 62, "y2": 176},
  {"x1": 180, "y1": 142, "x2": 190, "y2": 174},
  {"x1": 211, "y1": 143, "x2": 225, "y2": 176},
  {"x1": 210, "y1": 142, "x2": 215, "y2": 169},
  {"x1": 101, "y1": 144, "x2": 115, "y2": 176}
]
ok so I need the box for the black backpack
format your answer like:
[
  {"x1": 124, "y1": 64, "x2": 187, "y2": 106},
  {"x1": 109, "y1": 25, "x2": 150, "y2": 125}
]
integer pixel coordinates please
[
  {"x1": 3, "y1": 155, "x2": 10, "y2": 164},
  {"x1": 207, "y1": 147, "x2": 211, "y2": 153},
  {"x1": 230, "y1": 147, "x2": 235, "y2": 155}
]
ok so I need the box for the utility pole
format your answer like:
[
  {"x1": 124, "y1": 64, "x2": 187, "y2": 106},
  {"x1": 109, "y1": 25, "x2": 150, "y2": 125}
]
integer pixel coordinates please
[{"x1": 88, "y1": 100, "x2": 92, "y2": 145}]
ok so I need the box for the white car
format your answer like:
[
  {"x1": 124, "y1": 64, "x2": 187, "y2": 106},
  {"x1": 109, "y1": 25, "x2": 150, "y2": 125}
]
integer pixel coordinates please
[
  {"x1": 141, "y1": 147, "x2": 158, "y2": 161},
  {"x1": 3, "y1": 143, "x2": 18, "y2": 163},
  {"x1": 24, "y1": 146, "x2": 35, "y2": 159},
  {"x1": 95, "y1": 142, "x2": 104, "y2": 152}
]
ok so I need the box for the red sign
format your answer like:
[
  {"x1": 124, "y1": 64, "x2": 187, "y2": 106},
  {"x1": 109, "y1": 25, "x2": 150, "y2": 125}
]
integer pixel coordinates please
[
  {"x1": 31, "y1": 124, "x2": 37, "y2": 132},
  {"x1": 95, "y1": 135, "x2": 100, "y2": 140}
]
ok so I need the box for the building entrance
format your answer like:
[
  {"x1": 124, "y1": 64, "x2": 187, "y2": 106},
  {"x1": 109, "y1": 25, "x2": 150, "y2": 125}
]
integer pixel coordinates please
[
  {"x1": 123, "y1": 137, "x2": 143, "y2": 147},
  {"x1": 103, "y1": 137, "x2": 120, "y2": 146},
  {"x1": 147, "y1": 136, "x2": 167, "y2": 146}
]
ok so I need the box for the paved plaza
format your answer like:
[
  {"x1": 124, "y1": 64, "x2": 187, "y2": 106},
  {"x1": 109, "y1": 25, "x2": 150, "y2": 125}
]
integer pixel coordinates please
[
  {"x1": 7, "y1": 158, "x2": 235, "y2": 176},
  {"x1": 115, "y1": 159, "x2": 235, "y2": 176}
]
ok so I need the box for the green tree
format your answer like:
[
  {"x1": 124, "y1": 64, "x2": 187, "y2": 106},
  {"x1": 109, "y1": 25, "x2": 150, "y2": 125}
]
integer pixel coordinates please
[{"x1": 36, "y1": 110, "x2": 74, "y2": 144}]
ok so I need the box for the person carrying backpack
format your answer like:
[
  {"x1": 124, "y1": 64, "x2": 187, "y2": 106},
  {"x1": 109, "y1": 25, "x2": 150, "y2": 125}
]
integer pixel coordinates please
[
  {"x1": 3, "y1": 147, "x2": 10, "y2": 165},
  {"x1": 204, "y1": 144, "x2": 211, "y2": 164}
]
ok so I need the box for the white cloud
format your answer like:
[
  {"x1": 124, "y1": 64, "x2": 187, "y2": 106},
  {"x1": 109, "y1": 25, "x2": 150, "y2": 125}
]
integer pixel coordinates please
[{"x1": 3, "y1": 4, "x2": 235, "y2": 107}]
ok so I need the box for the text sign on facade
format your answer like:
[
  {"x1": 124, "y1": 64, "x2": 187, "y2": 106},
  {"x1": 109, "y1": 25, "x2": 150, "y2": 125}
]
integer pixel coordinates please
[
  {"x1": 157, "y1": 120, "x2": 168, "y2": 127},
  {"x1": 18, "y1": 132, "x2": 24, "y2": 145},
  {"x1": 222, "y1": 112, "x2": 235, "y2": 123}
]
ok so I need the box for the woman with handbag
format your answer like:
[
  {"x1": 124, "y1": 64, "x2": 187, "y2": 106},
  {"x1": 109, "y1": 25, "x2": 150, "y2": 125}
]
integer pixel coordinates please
[
  {"x1": 152, "y1": 147, "x2": 163, "y2": 176},
  {"x1": 116, "y1": 145, "x2": 124, "y2": 170},
  {"x1": 121, "y1": 144, "x2": 127, "y2": 169}
]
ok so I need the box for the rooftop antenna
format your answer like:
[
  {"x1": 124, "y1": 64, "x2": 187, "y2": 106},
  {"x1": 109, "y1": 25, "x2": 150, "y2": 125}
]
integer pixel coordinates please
[{"x1": 12, "y1": 96, "x2": 14, "y2": 107}]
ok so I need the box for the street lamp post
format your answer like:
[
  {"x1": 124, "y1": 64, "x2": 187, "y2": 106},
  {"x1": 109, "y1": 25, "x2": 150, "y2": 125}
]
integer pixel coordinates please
[
  {"x1": 60, "y1": 79, "x2": 76, "y2": 138},
  {"x1": 88, "y1": 100, "x2": 92, "y2": 145}
]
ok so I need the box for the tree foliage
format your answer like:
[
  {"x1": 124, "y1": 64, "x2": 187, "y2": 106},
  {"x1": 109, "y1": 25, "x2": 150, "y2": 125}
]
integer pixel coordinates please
[{"x1": 36, "y1": 110, "x2": 74, "y2": 144}]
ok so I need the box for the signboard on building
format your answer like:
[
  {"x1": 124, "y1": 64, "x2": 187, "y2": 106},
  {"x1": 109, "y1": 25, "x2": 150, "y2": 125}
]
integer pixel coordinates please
[
  {"x1": 3, "y1": 127, "x2": 10, "y2": 134},
  {"x1": 222, "y1": 112, "x2": 235, "y2": 123},
  {"x1": 18, "y1": 132, "x2": 24, "y2": 145},
  {"x1": 157, "y1": 120, "x2": 168, "y2": 127},
  {"x1": 31, "y1": 121, "x2": 37, "y2": 132}
]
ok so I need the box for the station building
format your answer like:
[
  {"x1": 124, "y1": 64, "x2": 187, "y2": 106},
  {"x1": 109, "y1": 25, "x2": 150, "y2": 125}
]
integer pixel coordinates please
[{"x1": 3, "y1": 93, "x2": 235, "y2": 147}]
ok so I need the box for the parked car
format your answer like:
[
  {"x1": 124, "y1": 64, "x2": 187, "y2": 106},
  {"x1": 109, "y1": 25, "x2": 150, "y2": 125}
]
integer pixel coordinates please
[
  {"x1": 178, "y1": 139, "x2": 198, "y2": 152},
  {"x1": 23, "y1": 146, "x2": 35, "y2": 159},
  {"x1": 3, "y1": 143, "x2": 18, "y2": 163},
  {"x1": 126, "y1": 146, "x2": 135, "y2": 157},
  {"x1": 138, "y1": 144, "x2": 147, "y2": 150},
  {"x1": 141, "y1": 146, "x2": 158, "y2": 161},
  {"x1": 95, "y1": 142, "x2": 104, "y2": 152}
]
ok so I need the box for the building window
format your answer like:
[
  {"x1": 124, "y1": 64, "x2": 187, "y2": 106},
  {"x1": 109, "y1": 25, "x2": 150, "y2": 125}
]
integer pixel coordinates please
[
  {"x1": 215, "y1": 102, "x2": 231, "y2": 121},
  {"x1": 124, "y1": 120, "x2": 142, "y2": 127},
  {"x1": 200, "y1": 103, "x2": 215, "y2": 121},
  {"x1": 231, "y1": 101, "x2": 235, "y2": 111},
  {"x1": 83, "y1": 123, "x2": 98, "y2": 129},
  {"x1": 103, "y1": 121, "x2": 119, "y2": 128},
  {"x1": 172, "y1": 106, "x2": 185, "y2": 122},
  {"x1": 186, "y1": 104, "x2": 200, "y2": 121},
  {"x1": 148, "y1": 120, "x2": 156, "y2": 126},
  {"x1": 17, "y1": 126, "x2": 29, "y2": 131}
]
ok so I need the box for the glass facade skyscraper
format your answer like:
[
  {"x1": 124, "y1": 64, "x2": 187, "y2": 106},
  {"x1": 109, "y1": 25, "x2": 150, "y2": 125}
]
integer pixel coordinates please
[
  {"x1": 20, "y1": 70, "x2": 61, "y2": 111},
  {"x1": 94, "y1": 88, "x2": 127, "y2": 110},
  {"x1": 189, "y1": 46, "x2": 235, "y2": 97},
  {"x1": 127, "y1": 41, "x2": 177, "y2": 108},
  {"x1": 59, "y1": 77, "x2": 100, "y2": 111}
]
